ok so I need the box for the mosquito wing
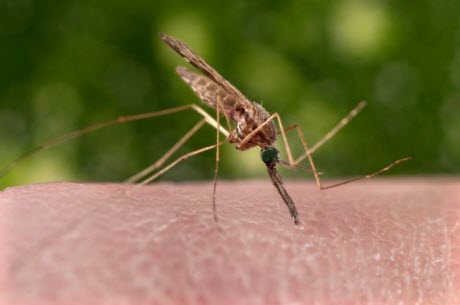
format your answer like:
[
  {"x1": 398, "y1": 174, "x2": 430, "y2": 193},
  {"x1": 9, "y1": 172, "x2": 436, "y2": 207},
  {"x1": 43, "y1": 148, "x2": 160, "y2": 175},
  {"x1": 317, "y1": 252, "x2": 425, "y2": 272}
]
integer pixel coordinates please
[
  {"x1": 176, "y1": 66, "x2": 237, "y2": 114},
  {"x1": 160, "y1": 33, "x2": 252, "y2": 108}
]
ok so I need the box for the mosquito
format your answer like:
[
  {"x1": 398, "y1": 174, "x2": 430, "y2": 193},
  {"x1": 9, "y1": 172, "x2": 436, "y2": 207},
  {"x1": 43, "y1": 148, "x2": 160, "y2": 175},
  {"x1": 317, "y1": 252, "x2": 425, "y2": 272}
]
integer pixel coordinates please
[{"x1": 0, "y1": 34, "x2": 410, "y2": 225}]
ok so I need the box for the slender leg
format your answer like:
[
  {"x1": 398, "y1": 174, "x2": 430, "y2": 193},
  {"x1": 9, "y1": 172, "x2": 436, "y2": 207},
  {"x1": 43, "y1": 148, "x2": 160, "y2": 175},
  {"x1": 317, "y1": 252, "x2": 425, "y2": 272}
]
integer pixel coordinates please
[
  {"x1": 294, "y1": 101, "x2": 367, "y2": 165},
  {"x1": 276, "y1": 100, "x2": 367, "y2": 165},
  {"x1": 126, "y1": 105, "x2": 231, "y2": 183},
  {"x1": 274, "y1": 113, "x2": 295, "y2": 165},
  {"x1": 269, "y1": 100, "x2": 367, "y2": 167},
  {"x1": 125, "y1": 119, "x2": 208, "y2": 183},
  {"x1": 212, "y1": 96, "x2": 222, "y2": 222},
  {"x1": 293, "y1": 124, "x2": 410, "y2": 189},
  {"x1": 239, "y1": 115, "x2": 322, "y2": 187},
  {"x1": 0, "y1": 104, "x2": 229, "y2": 179},
  {"x1": 216, "y1": 92, "x2": 233, "y2": 134},
  {"x1": 129, "y1": 97, "x2": 225, "y2": 222},
  {"x1": 237, "y1": 109, "x2": 410, "y2": 190},
  {"x1": 276, "y1": 125, "x2": 298, "y2": 135},
  {"x1": 138, "y1": 139, "x2": 228, "y2": 185}
]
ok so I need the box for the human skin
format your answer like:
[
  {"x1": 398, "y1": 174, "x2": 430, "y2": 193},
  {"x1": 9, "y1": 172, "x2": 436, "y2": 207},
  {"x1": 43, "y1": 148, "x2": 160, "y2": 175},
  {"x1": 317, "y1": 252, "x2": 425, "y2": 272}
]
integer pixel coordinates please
[{"x1": 0, "y1": 178, "x2": 459, "y2": 305}]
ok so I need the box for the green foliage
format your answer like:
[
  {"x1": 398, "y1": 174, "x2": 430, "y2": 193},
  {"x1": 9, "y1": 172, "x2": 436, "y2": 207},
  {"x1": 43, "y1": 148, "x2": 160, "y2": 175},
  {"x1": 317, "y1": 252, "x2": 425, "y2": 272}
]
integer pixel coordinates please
[{"x1": 1, "y1": 0, "x2": 459, "y2": 186}]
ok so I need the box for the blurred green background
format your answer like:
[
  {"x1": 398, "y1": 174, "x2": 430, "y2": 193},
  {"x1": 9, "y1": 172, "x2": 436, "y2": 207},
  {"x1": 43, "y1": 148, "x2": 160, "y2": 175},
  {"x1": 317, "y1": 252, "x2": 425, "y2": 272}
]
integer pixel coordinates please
[{"x1": 1, "y1": 0, "x2": 459, "y2": 187}]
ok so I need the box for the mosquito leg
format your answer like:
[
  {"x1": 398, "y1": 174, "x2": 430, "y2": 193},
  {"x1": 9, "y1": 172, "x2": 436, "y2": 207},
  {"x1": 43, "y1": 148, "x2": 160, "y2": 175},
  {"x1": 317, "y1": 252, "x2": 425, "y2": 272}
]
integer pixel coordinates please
[
  {"x1": 273, "y1": 113, "x2": 295, "y2": 165},
  {"x1": 125, "y1": 103, "x2": 230, "y2": 183},
  {"x1": 212, "y1": 97, "x2": 222, "y2": 222},
  {"x1": 237, "y1": 107, "x2": 368, "y2": 188},
  {"x1": 294, "y1": 125, "x2": 411, "y2": 189},
  {"x1": 273, "y1": 114, "x2": 300, "y2": 165},
  {"x1": 125, "y1": 119, "x2": 207, "y2": 183},
  {"x1": 216, "y1": 92, "x2": 233, "y2": 134},
  {"x1": 319, "y1": 157, "x2": 411, "y2": 189},
  {"x1": 276, "y1": 125, "x2": 298, "y2": 135},
  {"x1": 275, "y1": 118, "x2": 410, "y2": 190},
  {"x1": 129, "y1": 99, "x2": 225, "y2": 221},
  {"x1": 294, "y1": 101, "x2": 367, "y2": 165},
  {"x1": 211, "y1": 93, "x2": 236, "y2": 222},
  {"x1": 0, "y1": 104, "x2": 229, "y2": 179},
  {"x1": 138, "y1": 139, "x2": 228, "y2": 185}
]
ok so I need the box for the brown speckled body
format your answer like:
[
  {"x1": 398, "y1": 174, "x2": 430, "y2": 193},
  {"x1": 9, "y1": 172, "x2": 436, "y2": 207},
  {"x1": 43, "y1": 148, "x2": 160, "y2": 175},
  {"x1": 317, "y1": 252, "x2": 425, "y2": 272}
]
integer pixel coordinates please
[
  {"x1": 161, "y1": 34, "x2": 276, "y2": 151},
  {"x1": 176, "y1": 67, "x2": 276, "y2": 150},
  {"x1": 161, "y1": 33, "x2": 300, "y2": 224}
]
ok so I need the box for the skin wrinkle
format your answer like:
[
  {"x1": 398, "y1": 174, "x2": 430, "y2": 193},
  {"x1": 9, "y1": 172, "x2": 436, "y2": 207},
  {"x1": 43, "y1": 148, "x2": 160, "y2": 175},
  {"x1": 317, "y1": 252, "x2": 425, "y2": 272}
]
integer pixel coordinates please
[{"x1": 0, "y1": 179, "x2": 459, "y2": 305}]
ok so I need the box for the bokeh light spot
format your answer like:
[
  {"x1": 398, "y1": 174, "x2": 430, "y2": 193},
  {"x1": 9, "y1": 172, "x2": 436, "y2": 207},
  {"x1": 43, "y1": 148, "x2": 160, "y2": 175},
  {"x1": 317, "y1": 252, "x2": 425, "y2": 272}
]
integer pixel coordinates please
[
  {"x1": 235, "y1": 45, "x2": 304, "y2": 105},
  {"x1": 12, "y1": 153, "x2": 79, "y2": 185},
  {"x1": 330, "y1": 0, "x2": 390, "y2": 58},
  {"x1": 374, "y1": 62, "x2": 420, "y2": 110},
  {"x1": 298, "y1": 95, "x2": 342, "y2": 142}
]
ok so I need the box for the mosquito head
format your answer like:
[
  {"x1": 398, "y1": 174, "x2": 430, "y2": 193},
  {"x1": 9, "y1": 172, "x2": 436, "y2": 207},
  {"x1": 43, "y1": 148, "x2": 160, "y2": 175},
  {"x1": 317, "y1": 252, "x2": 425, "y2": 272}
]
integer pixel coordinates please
[{"x1": 261, "y1": 147, "x2": 279, "y2": 166}]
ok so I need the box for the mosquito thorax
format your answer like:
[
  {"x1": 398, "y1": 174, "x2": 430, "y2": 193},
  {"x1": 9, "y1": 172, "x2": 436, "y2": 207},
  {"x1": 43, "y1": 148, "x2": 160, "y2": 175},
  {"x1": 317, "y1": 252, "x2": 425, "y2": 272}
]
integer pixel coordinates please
[{"x1": 261, "y1": 147, "x2": 279, "y2": 165}]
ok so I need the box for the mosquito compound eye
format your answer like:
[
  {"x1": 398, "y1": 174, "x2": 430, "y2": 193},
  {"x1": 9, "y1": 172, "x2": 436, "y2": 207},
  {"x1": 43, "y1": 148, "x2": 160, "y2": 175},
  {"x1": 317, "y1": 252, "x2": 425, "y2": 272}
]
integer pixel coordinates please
[{"x1": 261, "y1": 147, "x2": 279, "y2": 164}]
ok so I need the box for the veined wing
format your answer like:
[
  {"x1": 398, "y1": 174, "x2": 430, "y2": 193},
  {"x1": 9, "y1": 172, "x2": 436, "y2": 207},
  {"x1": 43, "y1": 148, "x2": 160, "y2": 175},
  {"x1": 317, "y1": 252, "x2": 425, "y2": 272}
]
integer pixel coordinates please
[
  {"x1": 176, "y1": 66, "x2": 237, "y2": 115},
  {"x1": 160, "y1": 33, "x2": 252, "y2": 108}
]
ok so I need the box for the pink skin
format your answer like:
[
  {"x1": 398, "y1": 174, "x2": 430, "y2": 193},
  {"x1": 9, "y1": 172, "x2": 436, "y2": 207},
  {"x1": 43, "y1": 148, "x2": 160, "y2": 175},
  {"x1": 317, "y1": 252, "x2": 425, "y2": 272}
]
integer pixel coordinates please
[{"x1": 0, "y1": 178, "x2": 459, "y2": 305}]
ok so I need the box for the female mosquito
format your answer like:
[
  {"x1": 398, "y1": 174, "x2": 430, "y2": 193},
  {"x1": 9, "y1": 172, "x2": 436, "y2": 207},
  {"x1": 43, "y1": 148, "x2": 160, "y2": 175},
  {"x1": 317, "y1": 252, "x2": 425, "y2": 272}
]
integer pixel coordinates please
[{"x1": 0, "y1": 34, "x2": 410, "y2": 225}]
